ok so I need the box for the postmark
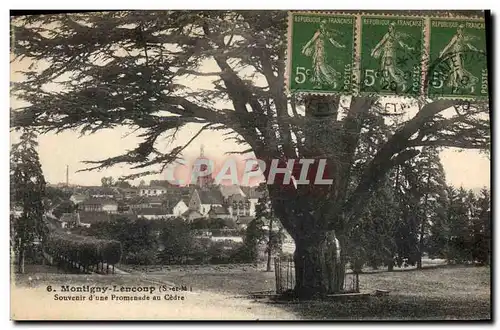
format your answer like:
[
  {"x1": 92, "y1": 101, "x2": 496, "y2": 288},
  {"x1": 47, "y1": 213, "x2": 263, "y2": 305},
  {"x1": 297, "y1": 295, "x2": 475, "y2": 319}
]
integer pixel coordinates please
[
  {"x1": 359, "y1": 15, "x2": 425, "y2": 97},
  {"x1": 427, "y1": 18, "x2": 488, "y2": 99},
  {"x1": 287, "y1": 12, "x2": 356, "y2": 95}
]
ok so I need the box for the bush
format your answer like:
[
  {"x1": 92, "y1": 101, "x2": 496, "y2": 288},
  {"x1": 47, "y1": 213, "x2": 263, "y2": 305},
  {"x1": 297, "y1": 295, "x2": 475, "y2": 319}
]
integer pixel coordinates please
[
  {"x1": 207, "y1": 240, "x2": 243, "y2": 264},
  {"x1": 210, "y1": 228, "x2": 241, "y2": 237},
  {"x1": 124, "y1": 250, "x2": 157, "y2": 265},
  {"x1": 159, "y1": 218, "x2": 195, "y2": 264},
  {"x1": 45, "y1": 232, "x2": 122, "y2": 266}
]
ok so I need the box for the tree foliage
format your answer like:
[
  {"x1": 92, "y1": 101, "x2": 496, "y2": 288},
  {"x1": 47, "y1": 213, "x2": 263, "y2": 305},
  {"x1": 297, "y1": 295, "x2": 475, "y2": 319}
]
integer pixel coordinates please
[
  {"x1": 85, "y1": 216, "x2": 158, "y2": 264},
  {"x1": 53, "y1": 199, "x2": 76, "y2": 219},
  {"x1": 10, "y1": 130, "x2": 48, "y2": 273}
]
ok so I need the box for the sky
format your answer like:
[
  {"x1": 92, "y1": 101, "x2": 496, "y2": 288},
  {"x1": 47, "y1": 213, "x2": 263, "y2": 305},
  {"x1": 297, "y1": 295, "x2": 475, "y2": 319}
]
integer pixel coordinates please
[
  {"x1": 9, "y1": 14, "x2": 491, "y2": 190},
  {"x1": 12, "y1": 127, "x2": 489, "y2": 190}
]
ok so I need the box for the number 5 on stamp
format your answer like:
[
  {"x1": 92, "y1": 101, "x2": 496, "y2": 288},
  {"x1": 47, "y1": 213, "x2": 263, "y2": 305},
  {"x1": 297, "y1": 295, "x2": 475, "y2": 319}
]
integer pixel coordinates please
[
  {"x1": 427, "y1": 18, "x2": 488, "y2": 99},
  {"x1": 359, "y1": 16, "x2": 425, "y2": 97},
  {"x1": 287, "y1": 12, "x2": 356, "y2": 94}
]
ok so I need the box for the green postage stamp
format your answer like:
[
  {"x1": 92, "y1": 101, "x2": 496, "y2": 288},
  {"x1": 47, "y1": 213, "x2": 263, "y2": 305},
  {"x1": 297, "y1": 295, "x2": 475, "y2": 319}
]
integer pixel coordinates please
[
  {"x1": 287, "y1": 12, "x2": 356, "y2": 94},
  {"x1": 286, "y1": 12, "x2": 488, "y2": 100},
  {"x1": 427, "y1": 19, "x2": 488, "y2": 99},
  {"x1": 359, "y1": 16, "x2": 425, "y2": 97}
]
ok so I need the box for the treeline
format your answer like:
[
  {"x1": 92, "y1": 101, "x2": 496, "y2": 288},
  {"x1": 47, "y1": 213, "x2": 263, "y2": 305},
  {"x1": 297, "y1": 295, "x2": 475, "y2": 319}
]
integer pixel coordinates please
[
  {"x1": 44, "y1": 231, "x2": 121, "y2": 273},
  {"x1": 75, "y1": 217, "x2": 256, "y2": 265},
  {"x1": 348, "y1": 147, "x2": 491, "y2": 271}
]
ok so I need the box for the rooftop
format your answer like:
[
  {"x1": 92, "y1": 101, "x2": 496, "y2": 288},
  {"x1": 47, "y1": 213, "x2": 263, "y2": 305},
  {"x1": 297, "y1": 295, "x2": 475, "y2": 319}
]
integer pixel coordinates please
[{"x1": 80, "y1": 197, "x2": 118, "y2": 206}]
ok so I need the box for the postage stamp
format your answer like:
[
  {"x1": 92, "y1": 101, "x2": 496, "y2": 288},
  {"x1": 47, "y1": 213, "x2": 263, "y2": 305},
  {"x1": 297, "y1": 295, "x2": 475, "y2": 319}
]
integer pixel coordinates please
[
  {"x1": 427, "y1": 18, "x2": 488, "y2": 99},
  {"x1": 359, "y1": 16, "x2": 425, "y2": 97},
  {"x1": 287, "y1": 12, "x2": 356, "y2": 94}
]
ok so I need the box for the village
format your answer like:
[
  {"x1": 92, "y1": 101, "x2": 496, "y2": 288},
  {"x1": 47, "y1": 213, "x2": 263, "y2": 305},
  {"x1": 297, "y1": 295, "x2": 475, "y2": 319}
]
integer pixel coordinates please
[{"x1": 54, "y1": 179, "x2": 262, "y2": 233}]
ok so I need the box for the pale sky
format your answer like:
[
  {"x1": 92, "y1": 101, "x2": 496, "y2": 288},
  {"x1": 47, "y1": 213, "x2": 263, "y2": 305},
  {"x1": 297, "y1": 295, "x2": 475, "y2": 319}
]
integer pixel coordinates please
[
  {"x1": 23, "y1": 128, "x2": 490, "y2": 190},
  {"x1": 9, "y1": 18, "x2": 490, "y2": 190}
]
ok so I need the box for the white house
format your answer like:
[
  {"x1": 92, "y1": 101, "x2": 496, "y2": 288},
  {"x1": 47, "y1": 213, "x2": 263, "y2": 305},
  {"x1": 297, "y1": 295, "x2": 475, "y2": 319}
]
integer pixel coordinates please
[
  {"x1": 70, "y1": 194, "x2": 87, "y2": 205},
  {"x1": 172, "y1": 200, "x2": 189, "y2": 217},
  {"x1": 187, "y1": 189, "x2": 224, "y2": 216},
  {"x1": 139, "y1": 186, "x2": 167, "y2": 197},
  {"x1": 79, "y1": 198, "x2": 118, "y2": 213},
  {"x1": 136, "y1": 208, "x2": 173, "y2": 220}
]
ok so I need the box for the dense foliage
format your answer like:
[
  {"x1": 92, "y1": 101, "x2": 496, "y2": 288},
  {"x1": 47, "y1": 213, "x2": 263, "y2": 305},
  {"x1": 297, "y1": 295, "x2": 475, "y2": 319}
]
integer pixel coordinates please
[
  {"x1": 10, "y1": 130, "x2": 48, "y2": 273},
  {"x1": 45, "y1": 231, "x2": 122, "y2": 266},
  {"x1": 77, "y1": 216, "x2": 249, "y2": 265}
]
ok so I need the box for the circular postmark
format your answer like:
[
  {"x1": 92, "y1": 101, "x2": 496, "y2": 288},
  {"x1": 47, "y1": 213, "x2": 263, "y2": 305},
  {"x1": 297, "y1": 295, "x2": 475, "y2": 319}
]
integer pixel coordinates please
[{"x1": 426, "y1": 48, "x2": 488, "y2": 101}]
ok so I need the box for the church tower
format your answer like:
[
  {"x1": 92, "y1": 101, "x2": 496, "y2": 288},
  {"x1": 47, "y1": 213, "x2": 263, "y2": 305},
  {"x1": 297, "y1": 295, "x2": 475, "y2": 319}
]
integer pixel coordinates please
[{"x1": 196, "y1": 144, "x2": 214, "y2": 189}]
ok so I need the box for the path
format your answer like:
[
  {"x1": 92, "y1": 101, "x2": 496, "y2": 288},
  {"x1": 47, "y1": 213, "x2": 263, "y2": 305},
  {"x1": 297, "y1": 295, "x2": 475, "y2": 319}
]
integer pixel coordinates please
[{"x1": 11, "y1": 284, "x2": 299, "y2": 320}]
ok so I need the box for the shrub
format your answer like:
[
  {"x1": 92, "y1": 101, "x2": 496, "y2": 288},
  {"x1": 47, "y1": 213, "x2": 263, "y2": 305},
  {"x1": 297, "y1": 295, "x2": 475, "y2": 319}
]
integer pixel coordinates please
[
  {"x1": 208, "y1": 240, "x2": 244, "y2": 264},
  {"x1": 45, "y1": 232, "x2": 122, "y2": 266},
  {"x1": 124, "y1": 250, "x2": 157, "y2": 265}
]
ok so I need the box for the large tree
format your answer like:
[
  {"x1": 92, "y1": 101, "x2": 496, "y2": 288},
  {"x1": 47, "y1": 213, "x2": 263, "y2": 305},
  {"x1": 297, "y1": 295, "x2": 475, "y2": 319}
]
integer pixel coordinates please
[
  {"x1": 11, "y1": 11, "x2": 489, "y2": 296},
  {"x1": 402, "y1": 147, "x2": 448, "y2": 268},
  {"x1": 470, "y1": 188, "x2": 491, "y2": 265},
  {"x1": 10, "y1": 130, "x2": 48, "y2": 273}
]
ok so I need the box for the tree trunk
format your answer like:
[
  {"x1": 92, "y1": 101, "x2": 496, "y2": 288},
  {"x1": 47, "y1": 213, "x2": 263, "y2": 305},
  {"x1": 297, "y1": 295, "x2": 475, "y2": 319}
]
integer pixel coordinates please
[
  {"x1": 418, "y1": 171, "x2": 431, "y2": 269},
  {"x1": 17, "y1": 249, "x2": 25, "y2": 274},
  {"x1": 293, "y1": 230, "x2": 345, "y2": 298},
  {"x1": 266, "y1": 217, "x2": 273, "y2": 272}
]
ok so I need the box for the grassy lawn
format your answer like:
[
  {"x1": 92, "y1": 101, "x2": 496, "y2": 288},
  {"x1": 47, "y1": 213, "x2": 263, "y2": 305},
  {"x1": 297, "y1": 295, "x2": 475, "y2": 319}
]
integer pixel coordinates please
[
  {"x1": 117, "y1": 263, "x2": 277, "y2": 294},
  {"x1": 285, "y1": 265, "x2": 491, "y2": 320},
  {"x1": 119, "y1": 262, "x2": 491, "y2": 320}
]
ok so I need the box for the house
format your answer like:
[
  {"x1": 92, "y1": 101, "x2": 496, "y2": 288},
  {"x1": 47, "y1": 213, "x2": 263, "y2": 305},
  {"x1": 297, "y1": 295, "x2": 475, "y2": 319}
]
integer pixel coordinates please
[
  {"x1": 119, "y1": 188, "x2": 137, "y2": 199},
  {"x1": 187, "y1": 188, "x2": 224, "y2": 216},
  {"x1": 86, "y1": 187, "x2": 117, "y2": 198},
  {"x1": 135, "y1": 207, "x2": 173, "y2": 220},
  {"x1": 182, "y1": 209, "x2": 204, "y2": 222},
  {"x1": 78, "y1": 211, "x2": 111, "y2": 227},
  {"x1": 208, "y1": 206, "x2": 232, "y2": 219},
  {"x1": 172, "y1": 200, "x2": 189, "y2": 217},
  {"x1": 145, "y1": 195, "x2": 165, "y2": 208},
  {"x1": 128, "y1": 197, "x2": 151, "y2": 210},
  {"x1": 79, "y1": 198, "x2": 118, "y2": 213},
  {"x1": 227, "y1": 194, "x2": 252, "y2": 217},
  {"x1": 240, "y1": 186, "x2": 263, "y2": 216},
  {"x1": 139, "y1": 186, "x2": 167, "y2": 196},
  {"x1": 69, "y1": 194, "x2": 87, "y2": 205},
  {"x1": 235, "y1": 216, "x2": 254, "y2": 230}
]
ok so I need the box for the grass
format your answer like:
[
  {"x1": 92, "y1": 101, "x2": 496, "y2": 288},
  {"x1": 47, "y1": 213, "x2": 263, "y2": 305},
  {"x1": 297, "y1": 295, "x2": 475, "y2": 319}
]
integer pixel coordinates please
[
  {"x1": 13, "y1": 262, "x2": 491, "y2": 320},
  {"x1": 118, "y1": 262, "x2": 491, "y2": 320},
  {"x1": 284, "y1": 265, "x2": 491, "y2": 320}
]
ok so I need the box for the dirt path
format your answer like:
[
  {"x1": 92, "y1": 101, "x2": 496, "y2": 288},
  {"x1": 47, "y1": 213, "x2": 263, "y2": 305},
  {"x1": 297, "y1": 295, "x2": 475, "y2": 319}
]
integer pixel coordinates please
[{"x1": 10, "y1": 285, "x2": 299, "y2": 320}]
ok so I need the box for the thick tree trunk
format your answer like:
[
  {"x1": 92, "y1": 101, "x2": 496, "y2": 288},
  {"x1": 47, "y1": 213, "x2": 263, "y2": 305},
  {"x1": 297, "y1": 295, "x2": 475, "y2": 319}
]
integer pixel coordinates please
[{"x1": 293, "y1": 230, "x2": 345, "y2": 298}]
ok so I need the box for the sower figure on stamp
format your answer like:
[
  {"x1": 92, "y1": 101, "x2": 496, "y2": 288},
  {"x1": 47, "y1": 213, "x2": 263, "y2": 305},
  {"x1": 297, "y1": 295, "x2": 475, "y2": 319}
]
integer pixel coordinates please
[
  {"x1": 371, "y1": 22, "x2": 414, "y2": 90},
  {"x1": 301, "y1": 20, "x2": 346, "y2": 89},
  {"x1": 438, "y1": 24, "x2": 480, "y2": 93}
]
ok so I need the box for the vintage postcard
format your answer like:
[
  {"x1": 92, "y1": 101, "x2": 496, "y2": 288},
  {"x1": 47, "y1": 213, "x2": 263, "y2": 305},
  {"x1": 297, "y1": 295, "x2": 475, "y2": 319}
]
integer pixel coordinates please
[{"x1": 10, "y1": 9, "x2": 491, "y2": 321}]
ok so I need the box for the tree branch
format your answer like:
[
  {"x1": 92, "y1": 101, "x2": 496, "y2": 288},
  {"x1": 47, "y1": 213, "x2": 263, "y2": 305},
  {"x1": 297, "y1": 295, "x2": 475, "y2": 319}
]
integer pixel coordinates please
[{"x1": 338, "y1": 99, "x2": 459, "y2": 230}]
